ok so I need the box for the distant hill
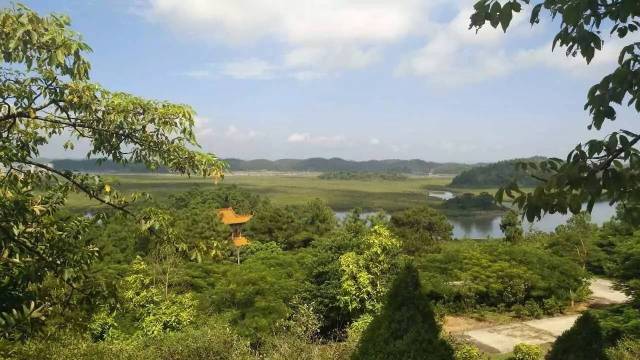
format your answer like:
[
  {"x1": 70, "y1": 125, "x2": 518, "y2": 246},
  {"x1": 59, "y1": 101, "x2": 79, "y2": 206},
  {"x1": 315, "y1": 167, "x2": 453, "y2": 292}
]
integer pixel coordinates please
[
  {"x1": 48, "y1": 158, "x2": 474, "y2": 175},
  {"x1": 449, "y1": 157, "x2": 547, "y2": 188}
]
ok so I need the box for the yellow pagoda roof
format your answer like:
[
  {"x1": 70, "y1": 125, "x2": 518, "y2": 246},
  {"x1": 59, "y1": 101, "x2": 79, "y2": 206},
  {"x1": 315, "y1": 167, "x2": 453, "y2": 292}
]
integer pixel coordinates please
[
  {"x1": 233, "y1": 236, "x2": 250, "y2": 247},
  {"x1": 218, "y1": 207, "x2": 253, "y2": 225}
]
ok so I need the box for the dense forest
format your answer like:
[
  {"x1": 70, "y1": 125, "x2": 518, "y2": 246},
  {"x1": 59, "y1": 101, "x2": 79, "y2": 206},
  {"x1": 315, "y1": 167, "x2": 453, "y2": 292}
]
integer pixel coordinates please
[
  {"x1": 48, "y1": 158, "x2": 476, "y2": 175},
  {"x1": 449, "y1": 157, "x2": 547, "y2": 188},
  {"x1": 3, "y1": 184, "x2": 640, "y2": 359}
]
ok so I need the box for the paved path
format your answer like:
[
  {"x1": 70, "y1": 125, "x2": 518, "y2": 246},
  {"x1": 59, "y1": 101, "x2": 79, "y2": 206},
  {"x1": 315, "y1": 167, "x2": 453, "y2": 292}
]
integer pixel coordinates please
[{"x1": 458, "y1": 278, "x2": 629, "y2": 353}]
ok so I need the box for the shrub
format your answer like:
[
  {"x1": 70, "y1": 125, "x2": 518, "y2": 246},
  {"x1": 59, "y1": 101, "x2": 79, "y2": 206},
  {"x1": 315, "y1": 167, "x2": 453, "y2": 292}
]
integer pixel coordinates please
[
  {"x1": 512, "y1": 304, "x2": 526, "y2": 318},
  {"x1": 542, "y1": 297, "x2": 563, "y2": 316},
  {"x1": 2, "y1": 319, "x2": 253, "y2": 360},
  {"x1": 511, "y1": 343, "x2": 542, "y2": 360},
  {"x1": 142, "y1": 320, "x2": 253, "y2": 360},
  {"x1": 605, "y1": 338, "x2": 640, "y2": 360},
  {"x1": 417, "y1": 241, "x2": 587, "y2": 312},
  {"x1": 390, "y1": 206, "x2": 452, "y2": 254},
  {"x1": 346, "y1": 314, "x2": 373, "y2": 346},
  {"x1": 454, "y1": 343, "x2": 488, "y2": 360},
  {"x1": 210, "y1": 249, "x2": 309, "y2": 342},
  {"x1": 88, "y1": 309, "x2": 118, "y2": 342},
  {"x1": 524, "y1": 300, "x2": 543, "y2": 319}
]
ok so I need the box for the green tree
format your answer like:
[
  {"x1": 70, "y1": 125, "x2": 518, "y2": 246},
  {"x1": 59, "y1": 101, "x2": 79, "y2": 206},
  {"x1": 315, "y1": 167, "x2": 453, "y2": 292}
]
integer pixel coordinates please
[
  {"x1": 549, "y1": 213, "x2": 604, "y2": 271},
  {"x1": 500, "y1": 210, "x2": 524, "y2": 243},
  {"x1": 247, "y1": 199, "x2": 336, "y2": 250},
  {"x1": 338, "y1": 225, "x2": 402, "y2": 316},
  {"x1": 0, "y1": 5, "x2": 224, "y2": 338},
  {"x1": 470, "y1": 1, "x2": 640, "y2": 221},
  {"x1": 351, "y1": 263, "x2": 454, "y2": 360},
  {"x1": 119, "y1": 258, "x2": 198, "y2": 336},
  {"x1": 390, "y1": 206, "x2": 452, "y2": 254},
  {"x1": 547, "y1": 312, "x2": 607, "y2": 360}
]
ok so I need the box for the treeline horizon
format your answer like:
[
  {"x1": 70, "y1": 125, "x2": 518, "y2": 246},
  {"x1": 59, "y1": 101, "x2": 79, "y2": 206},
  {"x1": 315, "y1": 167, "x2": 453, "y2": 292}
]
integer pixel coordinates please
[{"x1": 44, "y1": 156, "x2": 543, "y2": 176}]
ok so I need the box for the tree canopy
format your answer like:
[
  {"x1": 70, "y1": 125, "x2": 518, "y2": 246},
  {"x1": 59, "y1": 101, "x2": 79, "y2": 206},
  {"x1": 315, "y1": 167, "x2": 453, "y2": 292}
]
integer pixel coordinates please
[
  {"x1": 0, "y1": 4, "x2": 224, "y2": 338},
  {"x1": 470, "y1": 0, "x2": 640, "y2": 221}
]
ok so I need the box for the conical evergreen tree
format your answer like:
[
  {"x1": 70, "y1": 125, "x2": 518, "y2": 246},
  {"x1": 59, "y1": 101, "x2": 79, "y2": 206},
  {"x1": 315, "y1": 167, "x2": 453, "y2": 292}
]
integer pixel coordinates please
[
  {"x1": 547, "y1": 312, "x2": 606, "y2": 360},
  {"x1": 352, "y1": 263, "x2": 454, "y2": 360}
]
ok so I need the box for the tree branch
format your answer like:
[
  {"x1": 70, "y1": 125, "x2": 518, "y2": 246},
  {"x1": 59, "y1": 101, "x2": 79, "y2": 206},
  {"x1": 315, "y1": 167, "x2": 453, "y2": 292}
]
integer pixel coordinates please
[{"x1": 21, "y1": 160, "x2": 134, "y2": 216}]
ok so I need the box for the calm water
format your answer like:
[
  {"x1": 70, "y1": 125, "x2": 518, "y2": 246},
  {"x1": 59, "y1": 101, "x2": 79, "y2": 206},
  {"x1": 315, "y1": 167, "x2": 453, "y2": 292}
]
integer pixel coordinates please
[
  {"x1": 427, "y1": 191, "x2": 455, "y2": 200},
  {"x1": 334, "y1": 201, "x2": 616, "y2": 239},
  {"x1": 449, "y1": 202, "x2": 616, "y2": 239}
]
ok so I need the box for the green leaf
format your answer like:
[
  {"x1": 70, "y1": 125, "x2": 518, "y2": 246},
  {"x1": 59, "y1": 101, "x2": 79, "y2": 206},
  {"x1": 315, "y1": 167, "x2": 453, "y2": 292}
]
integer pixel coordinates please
[
  {"x1": 500, "y1": 2, "x2": 513, "y2": 32},
  {"x1": 530, "y1": 3, "x2": 543, "y2": 24}
]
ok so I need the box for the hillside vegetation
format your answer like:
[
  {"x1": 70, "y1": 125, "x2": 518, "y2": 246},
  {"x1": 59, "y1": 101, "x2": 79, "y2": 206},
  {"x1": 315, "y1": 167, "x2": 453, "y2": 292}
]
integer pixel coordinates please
[{"x1": 449, "y1": 157, "x2": 546, "y2": 188}]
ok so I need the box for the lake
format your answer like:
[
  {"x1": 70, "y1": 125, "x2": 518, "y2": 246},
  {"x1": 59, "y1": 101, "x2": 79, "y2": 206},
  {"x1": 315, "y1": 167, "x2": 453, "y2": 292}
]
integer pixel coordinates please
[{"x1": 334, "y1": 201, "x2": 617, "y2": 239}]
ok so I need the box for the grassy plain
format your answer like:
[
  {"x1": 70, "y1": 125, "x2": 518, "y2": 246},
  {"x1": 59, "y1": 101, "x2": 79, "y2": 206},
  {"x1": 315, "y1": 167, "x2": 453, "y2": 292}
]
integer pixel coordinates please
[{"x1": 66, "y1": 173, "x2": 466, "y2": 212}]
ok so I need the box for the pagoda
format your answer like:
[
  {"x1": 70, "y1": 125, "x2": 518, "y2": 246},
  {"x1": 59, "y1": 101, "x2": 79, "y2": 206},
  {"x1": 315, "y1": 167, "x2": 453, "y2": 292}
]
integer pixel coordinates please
[{"x1": 218, "y1": 207, "x2": 253, "y2": 264}]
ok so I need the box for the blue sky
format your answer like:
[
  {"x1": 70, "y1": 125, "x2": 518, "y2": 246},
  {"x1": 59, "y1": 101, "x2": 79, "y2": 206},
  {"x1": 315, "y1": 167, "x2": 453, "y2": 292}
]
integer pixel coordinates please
[{"x1": 9, "y1": 0, "x2": 638, "y2": 163}]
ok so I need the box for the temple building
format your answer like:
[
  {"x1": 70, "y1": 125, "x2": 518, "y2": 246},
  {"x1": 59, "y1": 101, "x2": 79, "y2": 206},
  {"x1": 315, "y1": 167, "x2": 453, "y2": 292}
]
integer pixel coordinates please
[{"x1": 218, "y1": 207, "x2": 253, "y2": 263}]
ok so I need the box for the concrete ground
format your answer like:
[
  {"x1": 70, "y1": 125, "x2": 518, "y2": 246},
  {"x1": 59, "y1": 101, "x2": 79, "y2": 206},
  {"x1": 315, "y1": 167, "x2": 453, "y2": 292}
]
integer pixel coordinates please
[
  {"x1": 589, "y1": 278, "x2": 630, "y2": 305},
  {"x1": 457, "y1": 278, "x2": 629, "y2": 354}
]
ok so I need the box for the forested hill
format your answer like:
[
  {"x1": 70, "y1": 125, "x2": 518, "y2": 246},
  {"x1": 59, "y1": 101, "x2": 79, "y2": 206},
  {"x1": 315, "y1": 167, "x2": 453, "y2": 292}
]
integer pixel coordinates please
[
  {"x1": 449, "y1": 157, "x2": 547, "y2": 188},
  {"x1": 48, "y1": 158, "x2": 475, "y2": 174}
]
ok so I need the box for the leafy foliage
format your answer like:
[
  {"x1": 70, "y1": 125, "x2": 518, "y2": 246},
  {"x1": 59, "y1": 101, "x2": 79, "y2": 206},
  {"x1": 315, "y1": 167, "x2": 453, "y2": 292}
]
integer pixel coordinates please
[
  {"x1": 247, "y1": 199, "x2": 336, "y2": 250},
  {"x1": 606, "y1": 337, "x2": 640, "y2": 360},
  {"x1": 338, "y1": 225, "x2": 402, "y2": 316},
  {"x1": 510, "y1": 343, "x2": 542, "y2": 360},
  {"x1": 0, "y1": 4, "x2": 225, "y2": 339},
  {"x1": 442, "y1": 192, "x2": 503, "y2": 212},
  {"x1": 417, "y1": 241, "x2": 588, "y2": 311},
  {"x1": 120, "y1": 258, "x2": 197, "y2": 336},
  {"x1": 470, "y1": 0, "x2": 640, "y2": 221},
  {"x1": 547, "y1": 213, "x2": 606, "y2": 271},
  {"x1": 500, "y1": 210, "x2": 524, "y2": 243},
  {"x1": 210, "y1": 247, "x2": 310, "y2": 342},
  {"x1": 2, "y1": 318, "x2": 253, "y2": 360},
  {"x1": 453, "y1": 343, "x2": 488, "y2": 360},
  {"x1": 390, "y1": 206, "x2": 452, "y2": 254}
]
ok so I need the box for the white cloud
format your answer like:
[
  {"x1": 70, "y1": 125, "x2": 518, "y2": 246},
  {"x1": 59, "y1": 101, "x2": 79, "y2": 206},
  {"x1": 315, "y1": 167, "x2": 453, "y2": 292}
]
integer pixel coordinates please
[
  {"x1": 194, "y1": 116, "x2": 215, "y2": 137},
  {"x1": 396, "y1": 6, "x2": 526, "y2": 86},
  {"x1": 287, "y1": 133, "x2": 310, "y2": 143},
  {"x1": 369, "y1": 137, "x2": 380, "y2": 145},
  {"x1": 225, "y1": 125, "x2": 258, "y2": 141},
  {"x1": 144, "y1": 0, "x2": 426, "y2": 45},
  {"x1": 285, "y1": 45, "x2": 380, "y2": 71},
  {"x1": 147, "y1": 0, "x2": 631, "y2": 85},
  {"x1": 514, "y1": 35, "x2": 635, "y2": 76},
  {"x1": 141, "y1": 0, "x2": 443, "y2": 76},
  {"x1": 287, "y1": 132, "x2": 346, "y2": 146},
  {"x1": 221, "y1": 58, "x2": 276, "y2": 79},
  {"x1": 397, "y1": 4, "x2": 634, "y2": 86}
]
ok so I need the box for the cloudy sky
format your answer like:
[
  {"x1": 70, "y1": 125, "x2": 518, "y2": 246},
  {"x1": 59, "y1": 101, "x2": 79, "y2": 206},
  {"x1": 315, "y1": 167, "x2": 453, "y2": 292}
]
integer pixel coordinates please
[{"x1": 9, "y1": 0, "x2": 638, "y2": 163}]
